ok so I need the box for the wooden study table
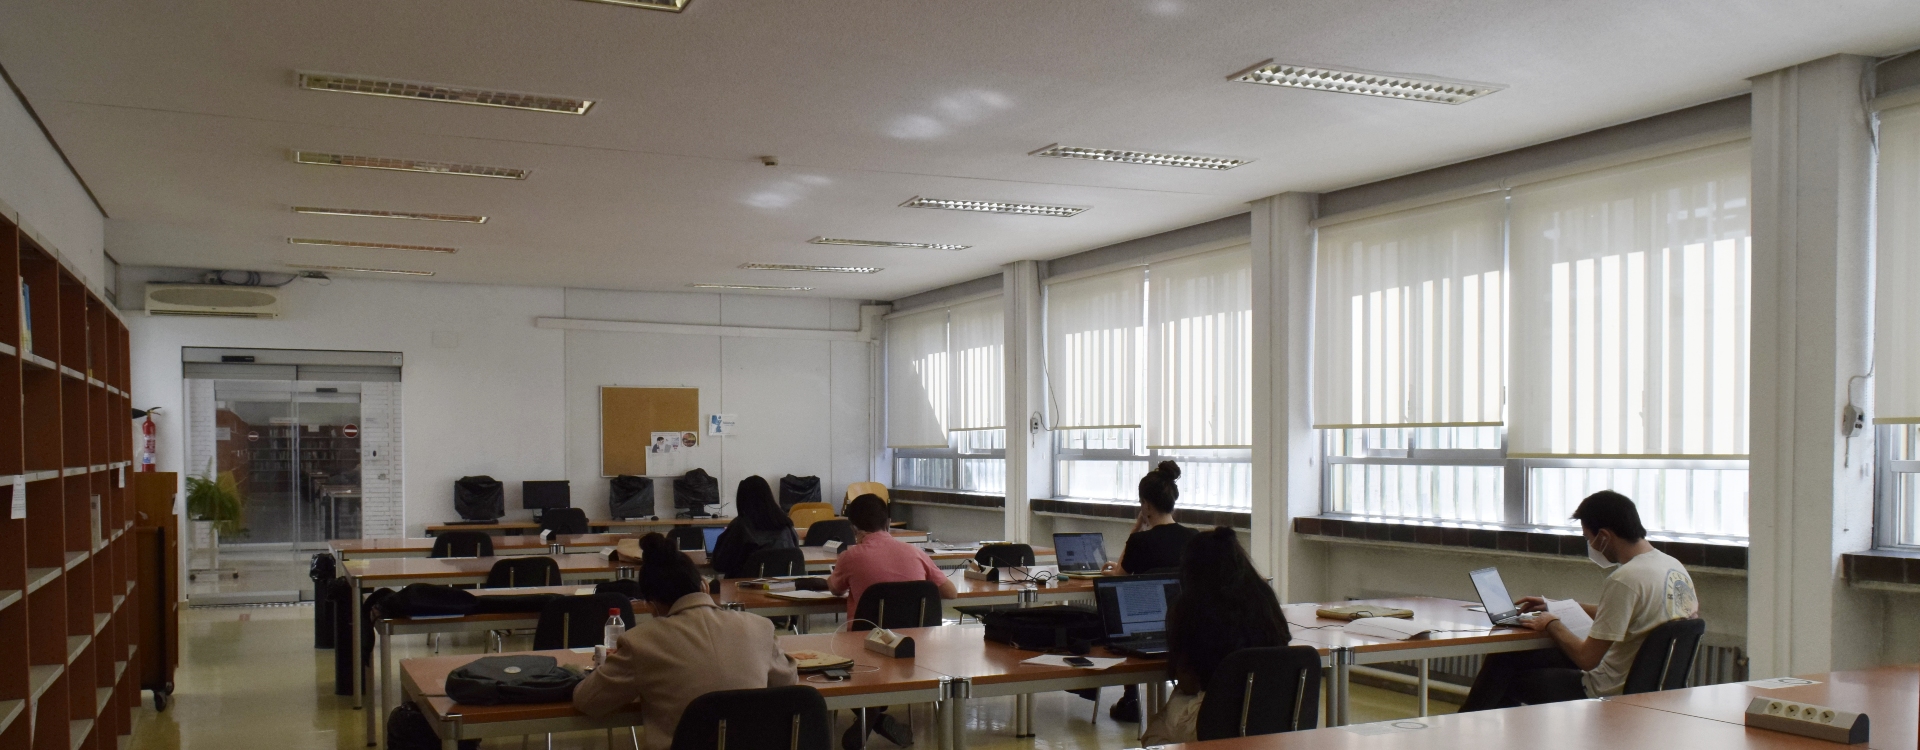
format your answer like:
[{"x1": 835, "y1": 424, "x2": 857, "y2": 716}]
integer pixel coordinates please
[
  {"x1": 714, "y1": 569, "x2": 1096, "y2": 620},
  {"x1": 1606, "y1": 665, "x2": 1918, "y2": 750},
  {"x1": 423, "y1": 517, "x2": 912, "y2": 536},
  {"x1": 330, "y1": 535, "x2": 554, "y2": 561},
  {"x1": 669, "y1": 543, "x2": 1056, "y2": 574}
]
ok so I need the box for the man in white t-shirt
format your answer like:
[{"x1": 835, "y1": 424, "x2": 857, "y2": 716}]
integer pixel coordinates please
[{"x1": 1459, "y1": 491, "x2": 1700, "y2": 711}]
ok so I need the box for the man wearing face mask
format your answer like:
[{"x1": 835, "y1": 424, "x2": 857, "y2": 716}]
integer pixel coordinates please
[{"x1": 1459, "y1": 490, "x2": 1699, "y2": 711}]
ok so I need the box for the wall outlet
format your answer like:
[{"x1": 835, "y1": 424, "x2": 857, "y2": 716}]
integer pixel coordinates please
[{"x1": 1743, "y1": 696, "x2": 1869, "y2": 744}]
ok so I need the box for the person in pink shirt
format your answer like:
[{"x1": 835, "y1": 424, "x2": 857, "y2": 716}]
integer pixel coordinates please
[{"x1": 827, "y1": 493, "x2": 956, "y2": 748}]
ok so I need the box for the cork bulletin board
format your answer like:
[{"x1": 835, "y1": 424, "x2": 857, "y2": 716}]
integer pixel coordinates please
[{"x1": 600, "y1": 386, "x2": 700, "y2": 476}]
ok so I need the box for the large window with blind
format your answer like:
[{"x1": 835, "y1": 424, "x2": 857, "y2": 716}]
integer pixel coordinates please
[
  {"x1": 1874, "y1": 104, "x2": 1920, "y2": 549},
  {"x1": 886, "y1": 297, "x2": 1007, "y2": 494},
  {"x1": 1317, "y1": 144, "x2": 1753, "y2": 538}
]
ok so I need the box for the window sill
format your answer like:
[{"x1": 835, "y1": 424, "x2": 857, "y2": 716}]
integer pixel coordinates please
[
  {"x1": 1842, "y1": 548, "x2": 1920, "y2": 590},
  {"x1": 1033, "y1": 497, "x2": 1252, "y2": 530},
  {"x1": 1294, "y1": 515, "x2": 1748, "y2": 572},
  {"x1": 888, "y1": 487, "x2": 1005, "y2": 510}
]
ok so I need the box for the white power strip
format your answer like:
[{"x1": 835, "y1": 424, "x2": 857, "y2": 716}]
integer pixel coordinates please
[{"x1": 1743, "y1": 696, "x2": 1869, "y2": 744}]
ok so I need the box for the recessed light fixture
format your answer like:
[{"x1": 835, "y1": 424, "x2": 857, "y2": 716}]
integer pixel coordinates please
[
  {"x1": 292, "y1": 206, "x2": 488, "y2": 223},
  {"x1": 288, "y1": 238, "x2": 458, "y2": 254},
  {"x1": 808, "y1": 237, "x2": 970, "y2": 251},
  {"x1": 741, "y1": 263, "x2": 883, "y2": 274},
  {"x1": 688, "y1": 283, "x2": 815, "y2": 291},
  {"x1": 899, "y1": 196, "x2": 1086, "y2": 217},
  {"x1": 293, "y1": 151, "x2": 530, "y2": 179},
  {"x1": 286, "y1": 263, "x2": 434, "y2": 277},
  {"x1": 296, "y1": 73, "x2": 594, "y2": 115},
  {"x1": 1030, "y1": 144, "x2": 1249, "y2": 170},
  {"x1": 1229, "y1": 60, "x2": 1504, "y2": 105},
  {"x1": 575, "y1": 0, "x2": 690, "y2": 9}
]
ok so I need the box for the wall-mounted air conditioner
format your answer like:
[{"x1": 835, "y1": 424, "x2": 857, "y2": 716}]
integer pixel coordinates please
[{"x1": 144, "y1": 284, "x2": 281, "y2": 319}]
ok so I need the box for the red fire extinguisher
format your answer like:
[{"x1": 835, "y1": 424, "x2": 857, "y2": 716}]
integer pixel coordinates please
[{"x1": 139, "y1": 407, "x2": 159, "y2": 472}]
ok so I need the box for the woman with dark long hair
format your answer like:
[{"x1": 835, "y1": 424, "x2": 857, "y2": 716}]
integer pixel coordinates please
[
  {"x1": 709, "y1": 475, "x2": 799, "y2": 577},
  {"x1": 1143, "y1": 527, "x2": 1292, "y2": 743}
]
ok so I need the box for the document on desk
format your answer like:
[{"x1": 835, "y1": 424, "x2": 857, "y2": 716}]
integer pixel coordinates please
[
  {"x1": 1021, "y1": 654, "x2": 1126, "y2": 670},
  {"x1": 1343, "y1": 617, "x2": 1432, "y2": 641},
  {"x1": 1546, "y1": 599, "x2": 1593, "y2": 639},
  {"x1": 765, "y1": 591, "x2": 840, "y2": 601}
]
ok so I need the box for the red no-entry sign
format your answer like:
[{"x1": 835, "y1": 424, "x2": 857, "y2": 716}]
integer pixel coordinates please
[{"x1": 342, "y1": 424, "x2": 359, "y2": 439}]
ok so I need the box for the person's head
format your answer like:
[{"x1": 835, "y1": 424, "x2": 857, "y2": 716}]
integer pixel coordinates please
[
  {"x1": 1571, "y1": 490, "x2": 1648, "y2": 562},
  {"x1": 636, "y1": 532, "x2": 704, "y2": 616},
  {"x1": 733, "y1": 475, "x2": 789, "y2": 530},
  {"x1": 1138, "y1": 460, "x2": 1182, "y2": 515},
  {"x1": 846, "y1": 493, "x2": 890, "y2": 536}
]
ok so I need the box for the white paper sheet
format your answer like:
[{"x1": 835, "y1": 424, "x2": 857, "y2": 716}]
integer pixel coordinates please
[
  {"x1": 1744, "y1": 677, "x2": 1823, "y2": 689},
  {"x1": 765, "y1": 591, "x2": 840, "y2": 601},
  {"x1": 1546, "y1": 599, "x2": 1594, "y2": 639},
  {"x1": 10, "y1": 479, "x2": 23, "y2": 520},
  {"x1": 1343, "y1": 617, "x2": 1432, "y2": 641},
  {"x1": 1021, "y1": 654, "x2": 1126, "y2": 670}
]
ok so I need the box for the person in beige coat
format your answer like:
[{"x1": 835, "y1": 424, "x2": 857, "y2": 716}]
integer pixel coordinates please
[{"x1": 574, "y1": 533, "x2": 799, "y2": 750}]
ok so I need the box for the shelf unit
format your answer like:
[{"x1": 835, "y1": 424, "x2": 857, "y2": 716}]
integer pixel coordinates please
[{"x1": 0, "y1": 212, "x2": 137, "y2": 750}]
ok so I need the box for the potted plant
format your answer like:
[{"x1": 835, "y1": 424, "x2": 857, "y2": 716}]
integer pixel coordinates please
[{"x1": 185, "y1": 465, "x2": 243, "y2": 570}]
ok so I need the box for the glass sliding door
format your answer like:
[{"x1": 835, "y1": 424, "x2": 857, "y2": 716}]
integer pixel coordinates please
[{"x1": 192, "y1": 380, "x2": 364, "y2": 550}]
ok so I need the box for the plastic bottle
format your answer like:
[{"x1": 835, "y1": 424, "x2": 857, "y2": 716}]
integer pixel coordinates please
[{"x1": 603, "y1": 608, "x2": 624, "y2": 654}]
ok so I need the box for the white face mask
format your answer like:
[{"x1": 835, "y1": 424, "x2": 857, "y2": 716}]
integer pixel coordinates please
[{"x1": 1587, "y1": 535, "x2": 1617, "y2": 569}]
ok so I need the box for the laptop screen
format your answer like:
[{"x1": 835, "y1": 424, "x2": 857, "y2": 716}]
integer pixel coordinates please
[
  {"x1": 702, "y1": 527, "x2": 724, "y2": 553},
  {"x1": 1052, "y1": 532, "x2": 1107, "y2": 572},
  {"x1": 1469, "y1": 567, "x2": 1518, "y2": 620},
  {"x1": 1094, "y1": 575, "x2": 1181, "y2": 639}
]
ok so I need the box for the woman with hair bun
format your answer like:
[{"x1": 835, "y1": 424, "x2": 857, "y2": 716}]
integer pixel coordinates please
[{"x1": 1098, "y1": 460, "x2": 1198, "y2": 722}]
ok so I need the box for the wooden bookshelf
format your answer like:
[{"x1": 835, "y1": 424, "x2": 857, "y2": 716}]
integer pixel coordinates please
[{"x1": 0, "y1": 214, "x2": 136, "y2": 750}]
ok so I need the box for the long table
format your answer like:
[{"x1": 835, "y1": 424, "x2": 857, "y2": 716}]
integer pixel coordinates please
[
  {"x1": 1606, "y1": 665, "x2": 1918, "y2": 750},
  {"x1": 422, "y1": 517, "x2": 910, "y2": 536},
  {"x1": 671, "y1": 543, "x2": 1051, "y2": 574},
  {"x1": 343, "y1": 528, "x2": 934, "y2": 560}
]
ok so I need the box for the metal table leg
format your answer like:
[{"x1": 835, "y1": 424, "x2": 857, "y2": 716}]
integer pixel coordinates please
[
  {"x1": 949, "y1": 678, "x2": 969, "y2": 750},
  {"x1": 935, "y1": 678, "x2": 954, "y2": 750},
  {"x1": 1417, "y1": 659, "x2": 1430, "y2": 717},
  {"x1": 355, "y1": 577, "x2": 373, "y2": 746},
  {"x1": 1332, "y1": 648, "x2": 1352, "y2": 727},
  {"x1": 381, "y1": 621, "x2": 395, "y2": 718}
]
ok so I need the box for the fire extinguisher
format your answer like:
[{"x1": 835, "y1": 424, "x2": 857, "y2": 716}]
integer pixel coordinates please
[{"x1": 138, "y1": 407, "x2": 159, "y2": 472}]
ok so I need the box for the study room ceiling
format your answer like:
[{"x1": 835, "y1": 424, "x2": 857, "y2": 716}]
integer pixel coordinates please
[{"x1": 1, "y1": 0, "x2": 1917, "y2": 300}]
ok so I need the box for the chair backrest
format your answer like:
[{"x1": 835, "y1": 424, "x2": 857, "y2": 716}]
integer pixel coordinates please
[
  {"x1": 670, "y1": 685, "x2": 831, "y2": 750},
  {"x1": 1195, "y1": 646, "x2": 1323, "y2": 740},
  {"x1": 787, "y1": 503, "x2": 836, "y2": 529},
  {"x1": 850, "y1": 581, "x2": 943, "y2": 631},
  {"x1": 483, "y1": 556, "x2": 563, "y2": 588},
  {"x1": 843, "y1": 482, "x2": 889, "y2": 505},
  {"x1": 668, "y1": 526, "x2": 708, "y2": 551},
  {"x1": 802, "y1": 519, "x2": 855, "y2": 547},
  {"x1": 1623, "y1": 618, "x2": 1707, "y2": 694},
  {"x1": 975, "y1": 543, "x2": 1035, "y2": 568},
  {"x1": 741, "y1": 547, "x2": 807, "y2": 578},
  {"x1": 430, "y1": 531, "x2": 495, "y2": 559},
  {"x1": 541, "y1": 507, "x2": 590, "y2": 536},
  {"x1": 532, "y1": 593, "x2": 635, "y2": 650}
]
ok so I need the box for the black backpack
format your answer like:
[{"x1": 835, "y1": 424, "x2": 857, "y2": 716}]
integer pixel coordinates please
[
  {"x1": 379, "y1": 584, "x2": 478, "y2": 619},
  {"x1": 609, "y1": 475, "x2": 654, "y2": 520},
  {"x1": 387, "y1": 701, "x2": 479, "y2": 750},
  {"x1": 778, "y1": 475, "x2": 821, "y2": 512},
  {"x1": 982, "y1": 604, "x2": 1106, "y2": 652},
  {"x1": 454, "y1": 476, "x2": 505, "y2": 521},
  {"x1": 674, "y1": 469, "x2": 720, "y2": 511},
  {"x1": 446, "y1": 655, "x2": 583, "y2": 705}
]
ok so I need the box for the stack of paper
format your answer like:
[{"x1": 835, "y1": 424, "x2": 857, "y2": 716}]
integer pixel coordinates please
[
  {"x1": 765, "y1": 590, "x2": 840, "y2": 601},
  {"x1": 1344, "y1": 617, "x2": 1433, "y2": 641}
]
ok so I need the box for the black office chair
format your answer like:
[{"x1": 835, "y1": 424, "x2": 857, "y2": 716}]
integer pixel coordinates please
[
  {"x1": 1622, "y1": 618, "x2": 1707, "y2": 694},
  {"x1": 802, "y1": 519, "x2": 855, "y2": 547},
  {"x1": 483, "y1": 557, "x2": 563, "y2": 588},
  {"x1": 532, "y1": 594, "x2": 635, "y2": 650},
  {"x1": 1195, "y1": 646, "x2": 1323, "y2": 740},
  {"x1": 671, "y1": 685, "x2": 832, "y2": 750},
  {"x1": 668, "y1": 526, "x2": 707, "y2": 551},
  {"x1": 741, "y1": 547, "x2": 806, "y2": 577},
  {"x1": 975, "y1": 543, "x2": 1035, "y2": 568},
  {"x1": 851, "y1": 581, "x2": 944, "y2": 631},
  {"x1": 430, "y1": 531, "x2": 494, "y2": 558},
  {"x1": 540, "y1": 508, "x2": 590, "y2": 536}
]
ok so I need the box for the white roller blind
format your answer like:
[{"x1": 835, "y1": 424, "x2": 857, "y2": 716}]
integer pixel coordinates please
[
  {"x1": 949, "y1": 296, "x2": 1005, "y2": 430},
  {"x1": 1147, "y1": 245, "x2": 1252, "y2": 447},
  {"x1": 885, "y1": 308, "x2": 950, "y2": 448},
  {"x1": 1508, "y1": 143, "x2": 1751, "y2": 457},
  {"x1": 1046, "y1": 267, "x2": 1145, "y2": 429},
  {"x1": 1877, "y1": 105, "x2": 1920, "y2": 423},
  {"x1": 1314, "y1": 195, "x2": 1507, "y2": 428}
]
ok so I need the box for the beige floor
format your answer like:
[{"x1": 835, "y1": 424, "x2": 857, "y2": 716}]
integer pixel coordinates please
[{"x1": 128, "y1": 605, "x2": 1456, "y2": 750}]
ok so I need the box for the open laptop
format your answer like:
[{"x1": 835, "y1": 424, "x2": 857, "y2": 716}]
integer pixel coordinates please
[
  {"x1": 1094, "y1": 574, "x2": 1181, "y2": 657},
  {"x1": 1468, "y1": 566, "x2": 1538, "y2": 627},
  {"x1": 1052, "y1": 532, "x2": 1107, "y2": 578},
  {"x1": 702, "y1": 526, "x2": 725, "y2": 554}
]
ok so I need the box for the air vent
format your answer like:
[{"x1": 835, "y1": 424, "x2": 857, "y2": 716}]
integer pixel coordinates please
[
  {"x1": 288, "y1": 238, "x2": 457, "y2": 254},
  {"x1": 1229, "y1": 61, "x2": 1504, "y2": 105},
  {"x1": 1030, "y1": 144, "x2": 1249, "y2": 170},
  {"x1": 574, "y1": 0, "x2": 691, "y2": 10},
  {"x1": 145, "y1": 284, "x2": 281, "y2": 319},
  {"x1": 900, "y1": 196, "x2": 1086, "y2": 217},
  {"x1": 286, "y1": 263, "x2": 434, "y2": 277},
  {"x1": 740, "y1": 263, "x2": 882, "y2": 274},
  {"x1": 808, "y1": 237, "x2": 969, "y2": 251},
  {"x1": 293, "y1": 151, "x2": 529, "y2": 180},
  {"x1": 297, "y1": 72, "x2": 594, "y2": 115},
  {"x1": 292, "y1": 206, "x2": 488, "y2": 224},
  {"x1": 688, "y1": 283, "x2": 815, "y2": 291}
]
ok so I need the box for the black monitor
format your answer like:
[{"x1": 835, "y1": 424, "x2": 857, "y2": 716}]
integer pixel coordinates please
[{"x1": 522, "y1": 481, "x2": 571, "y2": 512}]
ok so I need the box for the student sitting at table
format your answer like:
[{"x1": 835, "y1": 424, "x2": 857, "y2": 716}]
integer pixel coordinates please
[
  {"x1": 1142, "y1": 526, "x2": 1294, "y2": 744},
  {"x1": 709, "y1": 475, "x2": 800, "y2": 577},
  {"x1": 573, "y1": 533, "x2": 799, "y2": 750},
  {"x1": 828, "y1": 493, "x2": 956, "y2": 748},
  {"x1": 1459, "y1": 491, "x2": 1700, "y2": 711},
  {"x1": 1098, "y1": 460, "x2": 1197, "y2": 721}
]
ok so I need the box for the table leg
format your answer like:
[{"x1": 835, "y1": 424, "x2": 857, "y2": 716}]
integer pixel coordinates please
[
  {"x1": 356, "y1": 579, "x2": 374, "y2": 746},
  {"x1": 1417, "y1": 659, "x2": 1430, "y2": 717},
  {"x1": 1332, "y1": 649, "x2": 1351, "y2": 727},
  {"x1": 381, "y1": 621, "x2": 394, "y2": 719},
  {"x1": 949, "y1": 679, "x2": 969, "y2": 750}
]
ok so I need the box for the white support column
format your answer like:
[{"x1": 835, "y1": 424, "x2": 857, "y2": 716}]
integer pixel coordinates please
[
  {"x1": 1748, "y1": 54, "x2": 1880, "y2": 677},
  {"x1": 1249, "y1": 193, "x2": 1325, "y2": 602},
  {"x1": 1002, "y1": 260, "x2": 1048, "y2": 544}
]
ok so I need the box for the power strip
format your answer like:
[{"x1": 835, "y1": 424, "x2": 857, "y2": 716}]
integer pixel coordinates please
[{"x1": 1743, "y1": 696, "x2": 1869, "y2": 744}]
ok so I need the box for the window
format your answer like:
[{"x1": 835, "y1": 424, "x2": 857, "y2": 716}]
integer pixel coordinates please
[
  {"x1": 894, "y1": 429, "x2": 1007, "y2": 494},
  {"x1": 1873, "y1": 104, "x2": 1920, "y2": 548},
  {"x1": 1055, "y1": 428, "x2": 1251, "y2": 510},
  {"x1": 885, "y1": 296, "x2": 1006, "y2": 492}
]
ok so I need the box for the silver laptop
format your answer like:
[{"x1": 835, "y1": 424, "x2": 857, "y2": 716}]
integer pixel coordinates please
[
  {"x1": 1468, "y1": 566, "x2": 1533, "y2": 627},
  {"x1": 1052, "y1": 532, "x2": 1107, "y2": 576}
]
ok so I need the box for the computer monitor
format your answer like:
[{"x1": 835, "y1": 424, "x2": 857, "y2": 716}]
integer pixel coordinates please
[
  {"x1": 1093, "y1": 574, "x2": 1181, "y2": 639},
  {"x1": 702, "y1": 526, "x2": 725, "y2": 554},
  {"x1": 1051, "y1": 532, "x2": 1107, "y2": 573},
  {"x1": 522, "y1": 481, "x2": 571, "y2": 512}
]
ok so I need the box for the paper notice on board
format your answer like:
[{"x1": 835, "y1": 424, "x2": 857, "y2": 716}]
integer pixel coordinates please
[
  {"x1": 1546, "y1": 599, "x2": 1594, "y2": 639},
  {"x1": 707, "y1": 414, "x2": 737, "y2": 436},
  {"x1": 11, "y1": 479, "x2": 25, "y2": 520}
]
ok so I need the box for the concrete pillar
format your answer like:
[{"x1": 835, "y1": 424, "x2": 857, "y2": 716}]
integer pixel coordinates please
[
  {"x1": 1002, "y1": 260, "x2": 1049, "y2": 543},
  {"x1": 1747, "y1": 54, "x2": 1880, "y2": 676},
  {"x1": 1249, "y1": 193, "x2": 1326, "y2": 602}
]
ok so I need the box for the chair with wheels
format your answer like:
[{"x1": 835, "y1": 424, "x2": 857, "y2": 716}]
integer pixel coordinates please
[
  {"x1": 1621, "y1": 618, "x2": 1707, "y2": 694},
  {"x1": 850, "y1": 581, "x2": 944, "y2": 631},
  {"x1": 741, "y1": 547, "x2": 807, "y2": 578},
  {"x1": 539, "y1": 507, "x2": 590, "y2": 536},
  {"x1": 671, "y1": 685, "x2": 832, "y2": 750},
  {"x1": 787, "y1": 502, "x2": 836, "y2": 530},
  {"x1": 802, "y1": 519, "x2": 855, "y2": 548},
  {"x1": 429, "y1": 531, "x2": 494, "y2": 558},
  {"x1": 668, "y1": 526, "x2": 707, "y2": 551},
  {"x1": 1194, "y1": 646, "x2": 1323, "y2": 740},
  {"x1": 975, "y1": 543, "x2": 1035, "y2": 569}
]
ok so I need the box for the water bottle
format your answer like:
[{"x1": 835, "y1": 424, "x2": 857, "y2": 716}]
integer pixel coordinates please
[{"x1": 603, "y1": 608, "x2": 624, "y2": 654}]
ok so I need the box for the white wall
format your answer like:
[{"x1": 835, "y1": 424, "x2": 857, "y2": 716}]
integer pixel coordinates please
[{"x1": 0, "y1": 76, "x2": 105, "y2": 293}]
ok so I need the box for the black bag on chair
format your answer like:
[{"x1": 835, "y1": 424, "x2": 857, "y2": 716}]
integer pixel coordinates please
[
  {"x1": 609, "y1": 475, "x2": 655, "y2": 520},
  {"x1": 778, "y1": 475, "x2": 821, "y2": 512},
  {"x1": 674, "y1": 469, "x2": 720, "y2": 512},
  {"x1": 387, "y1": 701, "x2": 480, "y2": 750},
  {"x1": 981, "y1": 605, "x2": 1105, "y2": 652},
  {"x1": 446, "y1": 655, "x2": 583, "y2": 705},
  {"x1": 454, "y1": 476, "x2": 505, "y2": 521},
  {"x1": 310, "y1": 553, "x2": 337, "y2": 649}
]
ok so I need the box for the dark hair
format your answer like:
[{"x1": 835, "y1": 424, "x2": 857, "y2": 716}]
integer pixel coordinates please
[
  {"x1": 733, "y1": 476, "x2": 791, "y2": 531},
  {"x1": 1167, "y1": 527, "x2": 1289, "y2": 688},
  {"x1": 845, "y1": 494, "x2": 890, "y2": 533},
  {"x1": 1138, "y1": 460, "x2": 1182, "y2": 514},
  {"x1": 636, "y1": 533, "x2": 704, "y2": 606},
  {"x1": 1572, "y1": 490, "x2": 1648, "y2": 542}
]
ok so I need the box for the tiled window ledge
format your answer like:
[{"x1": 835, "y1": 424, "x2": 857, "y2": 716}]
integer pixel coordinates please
[
  {"x1": 1294, "y1": 515, "x2": 1748, "y2": 572},
  {"x1": 1033, "y1": 498, "x2": 1251, "y2": 530},
  {"x1": 1842, "y1": 548, "x2": 1920, "y2": 590},
  {"x1": 888, "y1": 488, "x2": 1005, "y2": 510}
]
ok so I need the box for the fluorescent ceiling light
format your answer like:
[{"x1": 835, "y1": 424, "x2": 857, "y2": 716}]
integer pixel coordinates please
[
  {"x1": 1030, "y1": 144, "x2": 1249, "y2": 170},
  {"x1": 688, "y1": 283, "x2": 815, "y2": 291},
  {"x1": 292, "y1": 206, "x2": 488, "y2": 224},
  {"x1": 1229, "y1": 60, "x2": 1504, "y2": 105},
  {"x1": 899, "y1": 196, "x2": 1086, "y2": 217},
  {"x1": 741, "y1": 263, "x2": 882, "y2": 274},
  {"x1": 296, "y1": 72, "x2": 593, "y2": 115},
  {"x1": 286, "y1": 263, "x2": 434, "y2": 277},
  {"x1": 293, "y1": 151, "x2": 529, "y2": 179},
  {"x1": 288, "y1": 238, "x2": 458, "y2": 254},
  {"x1": 575, "y1": 0, "x2": 690, "y2": 9},
  {"x1": 809, "y1": 237, "x2": 969, "y2": 251}
]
